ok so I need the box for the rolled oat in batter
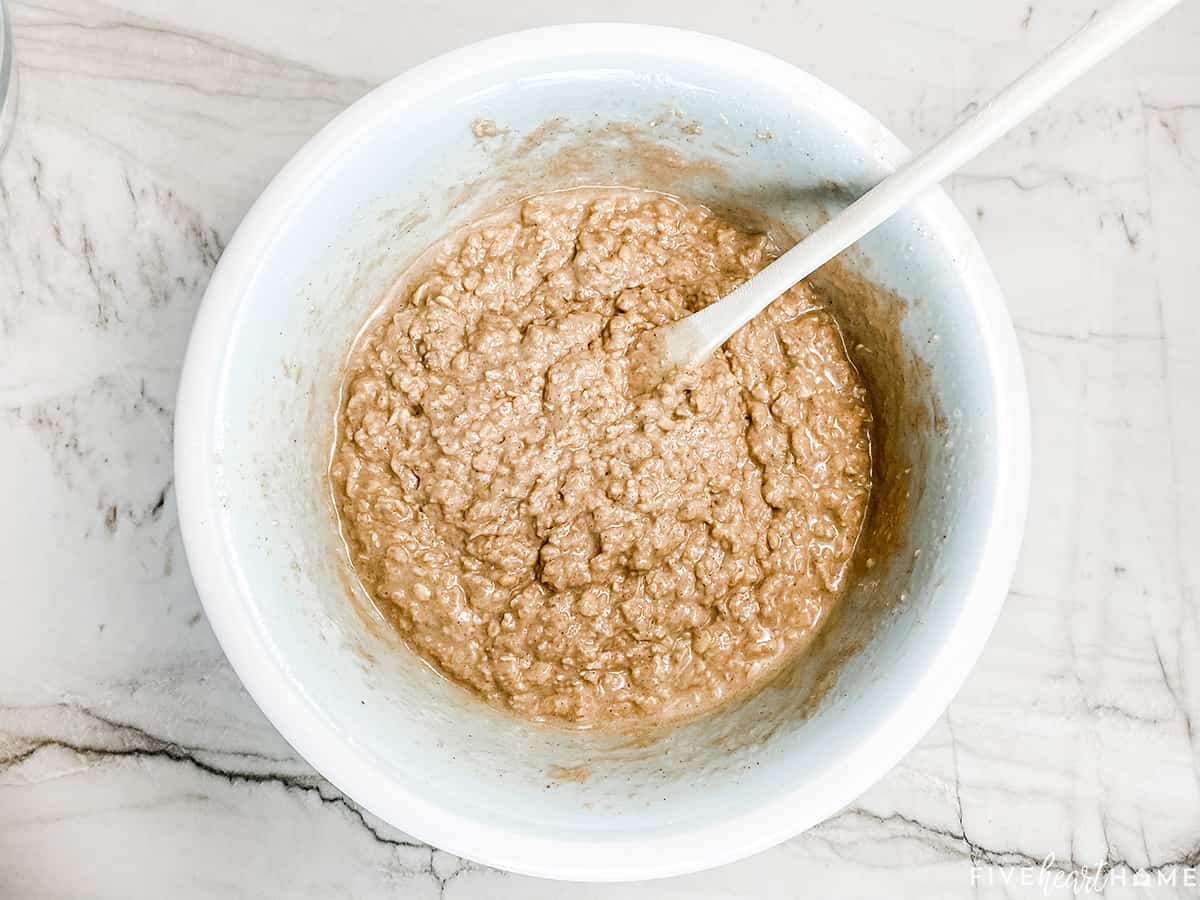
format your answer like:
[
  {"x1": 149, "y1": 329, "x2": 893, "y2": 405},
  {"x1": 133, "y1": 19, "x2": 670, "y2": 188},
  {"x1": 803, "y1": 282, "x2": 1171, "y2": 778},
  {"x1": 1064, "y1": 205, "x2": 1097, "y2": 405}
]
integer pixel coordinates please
[{"x1": 331, "y1": 188, "x2": 872, "y2": 730}]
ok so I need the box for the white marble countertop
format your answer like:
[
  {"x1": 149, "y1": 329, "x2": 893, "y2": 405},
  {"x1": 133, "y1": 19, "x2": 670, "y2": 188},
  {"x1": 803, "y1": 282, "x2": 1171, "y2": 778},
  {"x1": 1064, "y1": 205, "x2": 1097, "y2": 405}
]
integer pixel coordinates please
[{"x1": 2, "y1": 0, "x2": 1198, "y2": 896}]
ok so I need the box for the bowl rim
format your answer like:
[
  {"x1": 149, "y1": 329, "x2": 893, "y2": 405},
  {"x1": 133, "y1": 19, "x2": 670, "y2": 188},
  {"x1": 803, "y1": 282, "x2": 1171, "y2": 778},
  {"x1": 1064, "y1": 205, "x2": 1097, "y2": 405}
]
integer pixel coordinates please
[{"x1": 174, "y1": 22, "x2": 1031, "y2": 882}]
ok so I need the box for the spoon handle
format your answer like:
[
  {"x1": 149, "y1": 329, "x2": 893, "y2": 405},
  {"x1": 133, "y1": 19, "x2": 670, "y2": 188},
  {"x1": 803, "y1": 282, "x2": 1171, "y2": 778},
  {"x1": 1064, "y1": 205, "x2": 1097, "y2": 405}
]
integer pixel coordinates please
[{"x1": 664, "y1": 0, "x2": 1183, "y2": 366}]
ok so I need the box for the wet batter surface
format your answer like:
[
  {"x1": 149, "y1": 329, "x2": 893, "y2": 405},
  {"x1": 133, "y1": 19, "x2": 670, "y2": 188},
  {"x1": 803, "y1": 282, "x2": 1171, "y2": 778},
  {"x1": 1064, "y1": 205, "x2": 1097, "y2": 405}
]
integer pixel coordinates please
[{"x1": 331, "y1": 188, "x2": 872, "y2": 730}]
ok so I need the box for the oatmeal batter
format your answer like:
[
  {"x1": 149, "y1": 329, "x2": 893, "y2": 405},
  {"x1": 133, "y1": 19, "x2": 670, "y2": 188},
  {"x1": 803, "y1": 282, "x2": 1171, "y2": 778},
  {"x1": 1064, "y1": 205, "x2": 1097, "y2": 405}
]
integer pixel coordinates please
[{"x1": 331, "y1": 188, "x2": 872, "y2": 730}]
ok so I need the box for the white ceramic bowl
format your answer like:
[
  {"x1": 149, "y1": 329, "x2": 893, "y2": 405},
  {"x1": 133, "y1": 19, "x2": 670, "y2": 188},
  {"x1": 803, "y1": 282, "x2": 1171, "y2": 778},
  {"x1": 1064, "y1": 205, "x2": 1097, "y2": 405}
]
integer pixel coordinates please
[{"x1": 175, "y1": 24, "x2": 1030, "y2": 882}]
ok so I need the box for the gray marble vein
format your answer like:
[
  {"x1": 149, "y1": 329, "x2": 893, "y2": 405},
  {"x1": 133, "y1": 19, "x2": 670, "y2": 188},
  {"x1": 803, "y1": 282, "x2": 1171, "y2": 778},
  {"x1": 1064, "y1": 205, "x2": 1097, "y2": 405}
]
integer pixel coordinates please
[{"x1": 1, "y1": 0, "x2": 1199, "y2": 896}]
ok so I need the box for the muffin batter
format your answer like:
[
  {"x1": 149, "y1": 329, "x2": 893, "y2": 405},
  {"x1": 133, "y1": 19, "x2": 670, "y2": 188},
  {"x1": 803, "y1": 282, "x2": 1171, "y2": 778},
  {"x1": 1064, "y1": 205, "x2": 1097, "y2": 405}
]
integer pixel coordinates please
[{"x1": 331, "y1": 188, "x2": 872, "y2": 730}]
